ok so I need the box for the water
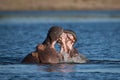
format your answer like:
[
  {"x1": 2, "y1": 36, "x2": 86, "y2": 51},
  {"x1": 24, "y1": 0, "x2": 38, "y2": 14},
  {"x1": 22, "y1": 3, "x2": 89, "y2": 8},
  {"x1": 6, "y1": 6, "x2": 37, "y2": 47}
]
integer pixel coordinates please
[{"x1": 0, "y1": 11, "x2": 120, "y2": 80}]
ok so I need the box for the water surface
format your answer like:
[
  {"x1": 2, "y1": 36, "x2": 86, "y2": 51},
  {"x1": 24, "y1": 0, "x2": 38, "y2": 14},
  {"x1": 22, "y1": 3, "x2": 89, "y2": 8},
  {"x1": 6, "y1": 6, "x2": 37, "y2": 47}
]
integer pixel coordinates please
[{"x1": 0, "y1": 11, "x2": 120, "y2": 80}]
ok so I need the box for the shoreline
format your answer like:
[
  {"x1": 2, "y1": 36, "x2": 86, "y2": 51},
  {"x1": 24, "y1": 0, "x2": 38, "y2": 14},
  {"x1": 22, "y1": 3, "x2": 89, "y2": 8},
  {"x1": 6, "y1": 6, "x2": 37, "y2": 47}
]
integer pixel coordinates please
[{"x1": 0, "y1": 10, "x2": 120, "y2": 18}]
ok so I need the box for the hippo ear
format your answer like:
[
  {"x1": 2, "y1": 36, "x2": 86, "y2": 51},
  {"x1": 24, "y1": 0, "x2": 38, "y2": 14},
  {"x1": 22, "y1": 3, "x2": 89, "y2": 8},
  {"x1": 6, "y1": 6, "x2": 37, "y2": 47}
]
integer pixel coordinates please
[{"x1": 38, "y1": 44, "x2": 45, "y2": 50}]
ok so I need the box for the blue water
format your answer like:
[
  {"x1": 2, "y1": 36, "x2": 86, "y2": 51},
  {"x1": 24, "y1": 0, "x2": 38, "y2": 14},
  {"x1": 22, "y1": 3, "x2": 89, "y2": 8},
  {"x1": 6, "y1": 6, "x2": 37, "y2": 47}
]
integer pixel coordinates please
[{"x1": 0, "y1": 11, "x2": 120, "y2": 80}]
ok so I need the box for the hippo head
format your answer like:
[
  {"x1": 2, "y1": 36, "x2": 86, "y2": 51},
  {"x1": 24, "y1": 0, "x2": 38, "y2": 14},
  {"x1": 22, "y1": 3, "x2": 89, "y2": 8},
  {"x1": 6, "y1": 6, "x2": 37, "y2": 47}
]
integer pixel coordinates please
[{"x1": 43, "y1": 26, "x2": 64, "y2": 45}]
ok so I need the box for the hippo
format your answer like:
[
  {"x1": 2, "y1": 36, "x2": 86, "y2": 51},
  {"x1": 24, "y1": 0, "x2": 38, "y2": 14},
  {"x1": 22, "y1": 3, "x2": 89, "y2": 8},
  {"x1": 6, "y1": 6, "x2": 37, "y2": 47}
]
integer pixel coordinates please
[
  {"x1": 22, "y1": 26, "x2": 64, "y2": 64},
  {"x1": 58, "y1": 30, "x2": 88, "y2": 63}
]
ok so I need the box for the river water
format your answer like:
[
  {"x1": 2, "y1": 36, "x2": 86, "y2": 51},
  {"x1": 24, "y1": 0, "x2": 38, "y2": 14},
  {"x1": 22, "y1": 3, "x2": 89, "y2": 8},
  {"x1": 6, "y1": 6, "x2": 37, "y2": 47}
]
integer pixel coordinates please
[{"x1": 0, "y1": 11, "x2": 120, "y2": 80}]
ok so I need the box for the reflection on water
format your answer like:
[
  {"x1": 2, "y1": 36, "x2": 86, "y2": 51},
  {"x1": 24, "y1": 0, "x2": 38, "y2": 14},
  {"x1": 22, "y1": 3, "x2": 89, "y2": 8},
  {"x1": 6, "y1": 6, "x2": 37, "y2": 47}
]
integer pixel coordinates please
[
  {"x1": 38, "y1": 64, "x2": 74, "y2": 72},
  {"x1": 38, "y1": 63, "x2": 120, "y2": 73}
]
